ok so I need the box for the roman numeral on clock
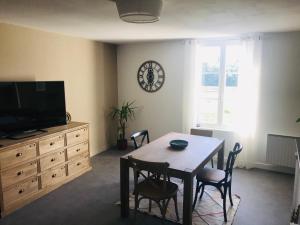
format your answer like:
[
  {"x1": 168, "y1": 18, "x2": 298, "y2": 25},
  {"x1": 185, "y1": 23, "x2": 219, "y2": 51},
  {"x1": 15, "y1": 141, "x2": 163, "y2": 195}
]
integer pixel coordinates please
[{"x1": 137, "y1": 60, "x2": 165, "y2": 92}]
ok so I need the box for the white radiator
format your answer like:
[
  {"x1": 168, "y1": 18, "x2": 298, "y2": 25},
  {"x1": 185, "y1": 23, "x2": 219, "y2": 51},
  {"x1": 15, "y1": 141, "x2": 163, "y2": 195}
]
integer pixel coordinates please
[
  {"x1": 212, "y1": 129, "x2": 235, "y2": 156},
  {"x1": 192, "y1": 128, "x2": 235, "y2": 155},
  {"x1": 266, "y1": 134, "x2": 297, "y2": 168}
]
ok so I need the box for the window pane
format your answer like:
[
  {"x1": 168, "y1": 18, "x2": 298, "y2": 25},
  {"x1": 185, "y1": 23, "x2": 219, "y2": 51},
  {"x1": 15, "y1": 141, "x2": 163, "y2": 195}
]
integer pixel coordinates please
[
  {"x1": 197, "y1": 46, "x2": 221, "y2": 125},
  {"x1": 198, "y1": 88, "x2": 219, "y2": 124},
  {"x1": 201, "y1": 47, "x2": 220, "y2": 87},
  {"x1": 223, "y1": 45, "x2": 242, "y2": 126}
]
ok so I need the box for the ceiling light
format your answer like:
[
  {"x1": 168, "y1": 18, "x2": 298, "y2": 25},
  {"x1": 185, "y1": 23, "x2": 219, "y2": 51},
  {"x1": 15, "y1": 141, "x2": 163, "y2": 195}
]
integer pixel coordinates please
[{"x1": 116, "y1": 0, "x2": 163, "y2": 23}]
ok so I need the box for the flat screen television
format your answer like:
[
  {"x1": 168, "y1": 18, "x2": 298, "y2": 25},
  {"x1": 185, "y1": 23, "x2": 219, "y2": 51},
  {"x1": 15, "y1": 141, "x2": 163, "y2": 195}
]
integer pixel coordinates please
[{"x1": 0, "y1": 81, "x2": 67, "y2": 138}]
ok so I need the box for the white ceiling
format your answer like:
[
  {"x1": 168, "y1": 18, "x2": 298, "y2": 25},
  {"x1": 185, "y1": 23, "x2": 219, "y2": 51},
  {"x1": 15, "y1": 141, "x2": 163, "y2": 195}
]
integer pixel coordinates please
[{"x1": 0, "y1": 0, "x2": 300, "y2": 44}]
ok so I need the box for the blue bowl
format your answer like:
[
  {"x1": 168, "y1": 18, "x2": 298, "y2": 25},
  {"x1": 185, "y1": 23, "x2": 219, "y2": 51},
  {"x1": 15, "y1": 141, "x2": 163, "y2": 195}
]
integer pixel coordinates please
[{"x1": 169, "y1": 140, "x2": 188, "y2": 150}]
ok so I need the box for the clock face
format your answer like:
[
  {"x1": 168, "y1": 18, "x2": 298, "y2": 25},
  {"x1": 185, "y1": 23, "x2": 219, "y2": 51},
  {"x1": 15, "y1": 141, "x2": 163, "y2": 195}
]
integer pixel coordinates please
[{"x1": 137, "y1": 60, "x2": 165, "y2": 93}]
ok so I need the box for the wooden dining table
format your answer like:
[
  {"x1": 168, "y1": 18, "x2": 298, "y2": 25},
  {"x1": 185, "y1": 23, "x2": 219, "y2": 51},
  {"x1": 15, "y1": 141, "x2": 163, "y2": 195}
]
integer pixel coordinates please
[{"x1": 120, "y1": 132, "x2": 225, "y2": 225}]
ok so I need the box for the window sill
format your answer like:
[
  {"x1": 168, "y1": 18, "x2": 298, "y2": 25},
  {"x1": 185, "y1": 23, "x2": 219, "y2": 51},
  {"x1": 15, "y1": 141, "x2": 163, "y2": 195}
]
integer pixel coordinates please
[{"x1": 193, "y1": 125, "x2": 235, "y2": 133}]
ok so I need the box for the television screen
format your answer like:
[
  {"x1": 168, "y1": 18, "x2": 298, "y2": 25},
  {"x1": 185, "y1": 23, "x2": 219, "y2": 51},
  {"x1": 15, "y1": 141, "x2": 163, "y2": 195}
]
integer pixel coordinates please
[{"x1": 0, "y1": 81, "x2": 66, "y2": 135}]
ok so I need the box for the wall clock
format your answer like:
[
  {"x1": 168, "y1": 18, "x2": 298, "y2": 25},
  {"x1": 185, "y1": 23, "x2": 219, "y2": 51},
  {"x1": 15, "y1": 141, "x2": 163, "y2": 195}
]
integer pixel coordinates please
[{"x1": 137, "y1": 60, "x2": 165, "y2": 93}]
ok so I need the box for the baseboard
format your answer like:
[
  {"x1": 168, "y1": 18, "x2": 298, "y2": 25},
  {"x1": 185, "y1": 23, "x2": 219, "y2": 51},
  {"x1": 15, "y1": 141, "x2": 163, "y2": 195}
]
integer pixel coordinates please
[
  {"x1": 251, "y1": 162, "x2": 294, "y2": 174},
  {"x1": 90, "y1": 145, "x2": 112, "y2": 157}
]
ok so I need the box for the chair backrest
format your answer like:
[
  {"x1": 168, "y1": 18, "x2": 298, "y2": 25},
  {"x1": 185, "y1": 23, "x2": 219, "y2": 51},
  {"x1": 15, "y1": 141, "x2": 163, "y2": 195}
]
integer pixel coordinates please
[
  {"x1": 190, "y1": 128, "x2": 213, "y2": 137},
  {"x1": 130, "y1": 130, "x2": 150, "y2": 149},
  {"x1": 128, "y1": 156, "x2": 169, "y2": 190},
  {"x1": 224, "y1": 143, "x2": 243, "y2": 181}
]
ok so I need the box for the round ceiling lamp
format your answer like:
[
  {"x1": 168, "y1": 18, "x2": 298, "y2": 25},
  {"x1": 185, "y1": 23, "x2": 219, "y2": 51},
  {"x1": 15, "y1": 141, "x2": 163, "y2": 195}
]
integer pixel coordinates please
[{"x1": 116, "y1": 0, "x2": 163, "y2": 23}]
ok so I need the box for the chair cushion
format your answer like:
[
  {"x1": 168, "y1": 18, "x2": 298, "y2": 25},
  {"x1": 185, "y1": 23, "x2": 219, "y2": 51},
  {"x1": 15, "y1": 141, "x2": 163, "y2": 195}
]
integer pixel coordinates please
[
  {"x1": 135, "y1": 179, "x2": 178, "y2": 200},
  {"x1": 196, "y1": 168, "x2": 226, "y2": 183}
]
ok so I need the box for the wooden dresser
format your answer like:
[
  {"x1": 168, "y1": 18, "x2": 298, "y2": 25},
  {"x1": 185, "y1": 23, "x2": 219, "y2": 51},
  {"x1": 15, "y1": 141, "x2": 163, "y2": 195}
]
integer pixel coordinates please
[{"x1": 0, "y1": 122, "x2": 92, "y2": 216}]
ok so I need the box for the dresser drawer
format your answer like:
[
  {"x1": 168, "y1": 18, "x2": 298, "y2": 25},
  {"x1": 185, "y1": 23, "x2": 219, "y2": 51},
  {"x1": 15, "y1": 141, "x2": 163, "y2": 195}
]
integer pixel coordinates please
[
  {"x1": 67, "y1": 141, "x2": 89, "y2": 160},
  {"x1": 68, "y1": 156, "x2": 90, "y2": 176},
  {"x1": 41, "y1": 165, "x2": 66, "y2": 188},
  {"x1": 39, "y1": 135, "x2": 64, "y2": 155},
  {"x1": 1, "y1": 161, "x2": 37, "y2": 188},
  {"x1": 39, "y1": 150, "x2": 65, "y2": 171},
  {"x1": 66, "y1": 128, "x2": 88, "y2": 146},
  {"x1": 0, "y1": 143, "x2": 37, "y2": 169},
  {"x1": 3, "y1": 177, "x2": 38, "y2": 207}
]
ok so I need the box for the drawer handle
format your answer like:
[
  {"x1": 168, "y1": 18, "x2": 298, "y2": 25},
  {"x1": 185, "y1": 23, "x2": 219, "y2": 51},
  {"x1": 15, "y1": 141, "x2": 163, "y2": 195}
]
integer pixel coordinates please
[
  {"x1": 18, "y1": 189, "x2": 25, "y2": 194},
  {"x1": 51, "y1": 158, "x2": 56, "y2": 162},
  {"x1": 50, "y1": 142, "x2": 55, "y2": 146},
  {"x1": 76, "y1": 148, "x2": 81, "y2": 152},
  {"x1": 16, "y1": 152, "x2": 23, "y2": 157},
  {"x1": 77, "y1": 162, "x2": 81, "y2": 166},
  {"x1": 52, "y1": 174, "x2": 57, "y2": 178},
  {"x1": 17, "y1": 171, "x2": 24, "y2": 176},
  {"x1": 75, "y1": 134, "x2": 80, "y2": 138}
]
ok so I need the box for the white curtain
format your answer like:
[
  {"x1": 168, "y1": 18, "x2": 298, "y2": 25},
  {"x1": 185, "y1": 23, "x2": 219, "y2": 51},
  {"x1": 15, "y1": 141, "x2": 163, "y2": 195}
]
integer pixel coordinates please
[
  {"x1": 232, "y1": 35, "x2": 263, "y2": 168},
  {"x1": 182, "y1": 40, "x2": 198, "y2": 133},
  {"x1": 182, "y1": 36, "x2": 263, "y2": 168}
]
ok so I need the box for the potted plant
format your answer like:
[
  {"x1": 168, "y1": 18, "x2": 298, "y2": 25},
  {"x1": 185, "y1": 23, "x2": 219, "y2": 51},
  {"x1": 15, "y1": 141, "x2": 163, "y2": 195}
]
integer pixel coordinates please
[
  {"x1": 111, "y1": 101, "x2": 137, "y2": 150},
  {"x1": 297, "y1": 118, "x2": 300, "y2": 123}
]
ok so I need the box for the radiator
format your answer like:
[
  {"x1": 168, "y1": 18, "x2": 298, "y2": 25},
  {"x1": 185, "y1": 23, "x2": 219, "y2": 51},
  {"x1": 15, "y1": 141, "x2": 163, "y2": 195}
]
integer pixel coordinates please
[
  {"x1": 212, "y1": 129, "x2": 235, "y2": 156},
  {"x1": 266, "y1": 134, "x2": 297, "y2": 168},
  {"x1": 191, "y1": 128, "x2": 235, "y2": 155}
]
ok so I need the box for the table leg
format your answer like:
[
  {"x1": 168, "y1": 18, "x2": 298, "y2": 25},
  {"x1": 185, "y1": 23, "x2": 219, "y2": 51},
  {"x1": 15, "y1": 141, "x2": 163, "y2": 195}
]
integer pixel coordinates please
[
  {"x1": 183, "y1": 173, "x2": 193, "y2": 225},
  {"x1": 120, "y1": 158, "x2": 129, "y2": 217},
  {"x1": 217, "y1": 141, "x2": 225, "y2": 170}
]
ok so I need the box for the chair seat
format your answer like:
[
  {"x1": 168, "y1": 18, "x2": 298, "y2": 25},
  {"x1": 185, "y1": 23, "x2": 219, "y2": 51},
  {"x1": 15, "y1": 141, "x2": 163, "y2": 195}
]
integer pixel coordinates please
[
  {"x1": 196, "y1": 168, "x2": 226, "y2": 183},
  {"x1": 135, "y1": 179, "x2": 178, "y2": 200}
]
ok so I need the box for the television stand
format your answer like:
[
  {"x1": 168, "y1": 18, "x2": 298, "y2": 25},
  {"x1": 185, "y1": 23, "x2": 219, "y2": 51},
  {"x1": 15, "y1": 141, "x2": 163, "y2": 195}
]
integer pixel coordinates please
[
  {"x1": 7, "y1": 129, "x2": 48, "y2": 140},
  {"x1": 0, "y1": 122, "x2": 91, "y2": 217}
]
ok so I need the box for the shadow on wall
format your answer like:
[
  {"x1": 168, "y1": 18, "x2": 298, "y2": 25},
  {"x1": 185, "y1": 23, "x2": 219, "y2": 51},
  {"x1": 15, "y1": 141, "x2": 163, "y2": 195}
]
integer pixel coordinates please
[{"x1": 92, "y1": 42, "x2": 118, "y2": 151}]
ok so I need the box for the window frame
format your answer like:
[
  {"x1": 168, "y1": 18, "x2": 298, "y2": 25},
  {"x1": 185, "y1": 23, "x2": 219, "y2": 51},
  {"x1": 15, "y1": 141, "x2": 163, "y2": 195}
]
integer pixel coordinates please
[{"x1": 195, "y1": 39, "x2": 241, "y2": 130}]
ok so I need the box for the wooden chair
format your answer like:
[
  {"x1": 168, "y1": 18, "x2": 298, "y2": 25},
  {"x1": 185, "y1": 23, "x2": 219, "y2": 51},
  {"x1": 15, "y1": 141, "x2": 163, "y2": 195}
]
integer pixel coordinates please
[
  {"x1": 128, "y1": 156, "x2": 180, "y2": 223},
  {"x1": 190, "y1": 128, "x2": 214, "y2": 167},
  {"x1": 192, "y1": 143, "x2": 243, "y2": 222},
  {"x1": 131, "y1": 130, "x2": 150, "y2": 149}
]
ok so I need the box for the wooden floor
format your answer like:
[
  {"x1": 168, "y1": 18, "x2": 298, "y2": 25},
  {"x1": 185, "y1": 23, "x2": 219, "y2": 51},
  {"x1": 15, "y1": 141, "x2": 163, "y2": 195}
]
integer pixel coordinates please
[{"x1": 0, "y1": 149, "x2": 294, "y2": 225}]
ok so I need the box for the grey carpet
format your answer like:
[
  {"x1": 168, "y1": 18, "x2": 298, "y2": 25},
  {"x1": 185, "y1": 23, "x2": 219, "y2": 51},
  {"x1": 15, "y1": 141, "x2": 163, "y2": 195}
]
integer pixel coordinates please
[{"x1": 0, "y1": 149, "x2": 293, "y2": 225}]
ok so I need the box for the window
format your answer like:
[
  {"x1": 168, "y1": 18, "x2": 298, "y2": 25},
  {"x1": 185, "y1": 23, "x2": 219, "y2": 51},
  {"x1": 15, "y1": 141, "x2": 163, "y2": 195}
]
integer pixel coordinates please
[{"x1": 196, "y1": 42, "x2": 242, "y2": 128}]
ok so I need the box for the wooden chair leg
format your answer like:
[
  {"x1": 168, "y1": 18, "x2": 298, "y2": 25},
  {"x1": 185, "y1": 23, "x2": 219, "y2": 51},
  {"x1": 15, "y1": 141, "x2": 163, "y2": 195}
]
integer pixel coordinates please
[
  {"x1": 223, "y1": 186, "x2": 228, "y2": 222},
  {"x1": 192, "y1": 181, "x2": 201, "y2": 210},
  {"x1": 173, "y1": 195, "x2": 180, "y2": 221},
  {"x1": 211, "y1": 158, "x2": 214, "y2": 168},
  {"x1": 157, "y1": 202, "x2": 165, "y2": 225},
  {"x1": 229, "y1": 182, "x2": 233, "y2": 206},
  {"x1": 149, "y1": 199, "x2": 152, "y2": 212},
  {"x1": 199, "y1": 184, "x2": 205, "y2": 200},
  {"x1": 134, "y1": 194, "x2": 139, "y2": 222}
]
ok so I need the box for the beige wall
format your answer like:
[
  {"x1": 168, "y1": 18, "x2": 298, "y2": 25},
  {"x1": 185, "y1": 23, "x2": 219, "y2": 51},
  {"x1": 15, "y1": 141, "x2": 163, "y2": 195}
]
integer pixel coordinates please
[
  {"x1": 117, "y1": 32, "x2": 300, "y2": 168},
  {"x1": 117, "y1": 41, "x2": 185, "y2": 141},
  {"x1": 0, "y1": 23, "x2": 118, "y2": 156}
]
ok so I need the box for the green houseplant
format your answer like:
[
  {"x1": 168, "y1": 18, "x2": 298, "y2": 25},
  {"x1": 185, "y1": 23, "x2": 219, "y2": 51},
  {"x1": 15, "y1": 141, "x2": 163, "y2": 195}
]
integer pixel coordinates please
[
  {"x1": 111, "y1": 101, "x2": 137, "y2": 150},
  {"x1": 297, "y1": 118, "x2": 300, "y2": 123}
]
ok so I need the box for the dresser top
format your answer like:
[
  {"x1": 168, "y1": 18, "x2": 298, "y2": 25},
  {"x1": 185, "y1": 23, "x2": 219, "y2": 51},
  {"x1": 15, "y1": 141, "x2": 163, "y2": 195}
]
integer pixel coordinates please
[{"x1": 0, "y1": 122, "x2": 88, "y2": 150}]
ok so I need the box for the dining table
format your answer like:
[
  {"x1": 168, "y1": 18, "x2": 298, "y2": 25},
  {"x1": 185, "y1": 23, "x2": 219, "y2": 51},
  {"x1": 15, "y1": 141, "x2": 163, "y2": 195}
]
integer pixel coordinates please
[{"x1": 120, "y1": 132, "x2": 225, "y2": 225}]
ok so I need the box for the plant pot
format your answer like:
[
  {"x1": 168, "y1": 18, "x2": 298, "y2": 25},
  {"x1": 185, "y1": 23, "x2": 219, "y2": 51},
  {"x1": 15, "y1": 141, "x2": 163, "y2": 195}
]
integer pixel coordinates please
[{"x1": 117, "y1": 139, "x2": 128, "y2": 150}]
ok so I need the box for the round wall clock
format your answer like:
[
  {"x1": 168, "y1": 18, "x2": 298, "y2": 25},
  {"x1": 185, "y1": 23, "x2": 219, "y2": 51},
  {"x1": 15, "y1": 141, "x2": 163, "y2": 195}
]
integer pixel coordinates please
[{"x1": 137, "y1": 60, "x2": 165, "y2": 93}]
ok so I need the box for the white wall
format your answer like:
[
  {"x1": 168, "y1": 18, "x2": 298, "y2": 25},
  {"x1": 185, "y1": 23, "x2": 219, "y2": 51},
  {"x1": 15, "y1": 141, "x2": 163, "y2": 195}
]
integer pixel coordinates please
[
  {"x1": 255, "y1": 32, "x2": 300, "y2": 165},
  {"x1": 117, "y1": 41, "x2": 185, "y2": 140},
  {"x1": 117, "y1": 32, "x2": 300, "y2": 166}
]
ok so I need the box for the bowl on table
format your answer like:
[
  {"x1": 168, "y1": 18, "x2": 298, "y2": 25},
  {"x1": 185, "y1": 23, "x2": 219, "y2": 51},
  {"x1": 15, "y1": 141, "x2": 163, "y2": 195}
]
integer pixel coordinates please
[{"x1": 169, "y1": 139, "x2": 188, "y2": 150}]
